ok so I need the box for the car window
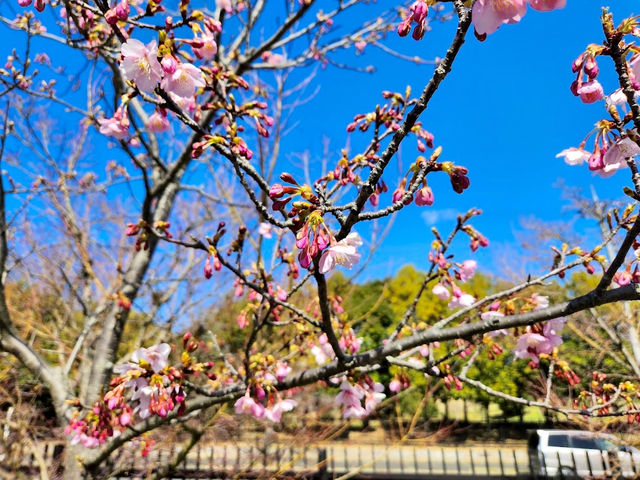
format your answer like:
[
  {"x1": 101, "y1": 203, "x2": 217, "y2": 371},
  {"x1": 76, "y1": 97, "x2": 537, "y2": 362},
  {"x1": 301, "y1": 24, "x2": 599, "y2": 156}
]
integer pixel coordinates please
[
  {"x1": 548, "y1": 435, "x2": 570, "y2": 447},
  {"x1": 571, "y1": 436, "x2": 602, "y2": 450},
  {"x1": 597, "y1": 439, "x2": 616, "y2": 450}
]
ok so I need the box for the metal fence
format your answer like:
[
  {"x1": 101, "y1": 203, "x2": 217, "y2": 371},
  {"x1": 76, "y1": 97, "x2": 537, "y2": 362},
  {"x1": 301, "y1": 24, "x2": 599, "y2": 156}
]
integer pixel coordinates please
[{"x1": 14, "y1": 442, "x2": 640, "y2": 479}]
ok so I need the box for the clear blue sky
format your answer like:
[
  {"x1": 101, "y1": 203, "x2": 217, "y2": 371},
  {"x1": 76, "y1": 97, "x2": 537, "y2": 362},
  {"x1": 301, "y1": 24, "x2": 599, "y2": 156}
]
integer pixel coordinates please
[
  {"x1": 3, "y1": 1, "x2": 640, "y2": 283},
  {"x1": 268, "y1": 1, "x2": 640, "y2": 279}
]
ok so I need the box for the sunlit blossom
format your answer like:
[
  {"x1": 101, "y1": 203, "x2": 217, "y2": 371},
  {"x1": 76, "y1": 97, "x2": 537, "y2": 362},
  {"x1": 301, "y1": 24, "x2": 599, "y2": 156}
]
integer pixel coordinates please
[
  {"x1": 556, "y1": 147, "x2": 590, "y2": 166},
  {"x1": 472, "y1": 0, "x2": 527, "y2": 36},
  {"x1": 161, "y1": 63, "x2": 205, "y2": 98},
  {"x1": 318, "y1": 232, "x2": 362, "y2": 274},
  {"x1": 121, "y1": 39, "x2": 163, "y2": 92}
]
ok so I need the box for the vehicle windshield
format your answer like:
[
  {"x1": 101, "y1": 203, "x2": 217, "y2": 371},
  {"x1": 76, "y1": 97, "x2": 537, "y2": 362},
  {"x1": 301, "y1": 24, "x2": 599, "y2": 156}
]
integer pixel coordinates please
[{"x1": 571, "y1": 436, "x2": 616, "y2": 450}]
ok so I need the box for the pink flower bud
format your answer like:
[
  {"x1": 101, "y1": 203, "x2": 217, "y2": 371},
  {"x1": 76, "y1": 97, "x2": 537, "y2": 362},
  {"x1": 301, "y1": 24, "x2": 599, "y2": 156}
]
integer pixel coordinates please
[
  {"x1": 397, "y1": 19, "x2": 411, "y2": 37},
  {"x1": 204, "y1": 256, "x2": 213, "y2": 279},
  {"x1": 161, "y1": 56, "x2": 177, "y2": 75},
  {"x1": 120, "y1": 411, "x2": 131, "y2": 426},
  {"x1": 116, "y1": 0, "x2": 129, "y2": 20},
  {"x1": 415, "y1": 185, "x2": 434, "y2": 206},
  {"x1": 584, "y1": 57, "x2": 599, "y2": 79},
  {"x1": 577, "y1": 80, "x2": 604, "y2": 104},
  {"x1": 571, "y1": 53, "x2": 585, "y2": 73},
  {"x1": 411, "y1": 1, "x2": 428, "y2": 22}
]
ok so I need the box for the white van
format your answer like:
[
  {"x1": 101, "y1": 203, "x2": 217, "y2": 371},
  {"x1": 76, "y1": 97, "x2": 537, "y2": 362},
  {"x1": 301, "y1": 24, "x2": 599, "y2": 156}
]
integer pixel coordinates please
[{"x1": 528, "y1": 429, "x2": 640, "y2": 478}]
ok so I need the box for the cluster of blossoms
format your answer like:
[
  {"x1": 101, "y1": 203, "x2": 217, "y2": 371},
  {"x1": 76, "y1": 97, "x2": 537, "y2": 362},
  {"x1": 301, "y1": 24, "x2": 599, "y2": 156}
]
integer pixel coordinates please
[
  {"x1": 122, "y1": 35, "x2": 212, "y2": 97},
  {"x1": 432, "y1": 259, "x2": 478, "y2": 310},
  {"x1": 558, "y1": 20, "x2": 640, "y2": 177},
  {"x1": 513, "y1": 317, "x2": 565, "y2": 366},
  {"x1": 558, "y1": 134, "x2": 640, "y2": 178},
  {"x1": 397, "y1": 1, "x2": 429, "y2": 40},
  {"x1": 397, "y1": 0, "x2": 566, "y2": 40},
  {"x1": 98, "y1": 37, "x2": 206, "y2": 139},
  {"x1": 66, "y1": 338, "x2": 214, "y2": 448},
  {"x1": 334, "y1": 377, "x2": 386, "y2": 419},
  {"x1": 478, "y1": 294, "x2": 571, "y2": 371},
  {"x1": 233, "y1": 354, "x2": 297, "y2": 422},
  {"x1": 310, "y1": 327, "x2": 362, "y2": 365},
  {"x1": 268, "y1": 173, "x2": 364, "y2": 274},
  {"x1": 234, "y1": 393, "x2": 297, "y2": 423}
]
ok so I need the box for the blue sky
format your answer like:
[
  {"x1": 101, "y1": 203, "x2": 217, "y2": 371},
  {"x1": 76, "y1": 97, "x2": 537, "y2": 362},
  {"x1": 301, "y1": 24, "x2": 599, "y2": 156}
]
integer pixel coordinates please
[
  {"x1": 267, "y1": 1, "x2": 640, "y2": 280},
  {"x1": 3, "y1": 1, "x2": 640, "y2": 286}
]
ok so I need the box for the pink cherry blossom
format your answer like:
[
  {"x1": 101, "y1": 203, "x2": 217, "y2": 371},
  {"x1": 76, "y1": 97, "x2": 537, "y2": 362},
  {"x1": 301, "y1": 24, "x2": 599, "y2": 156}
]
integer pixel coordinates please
[
  {"x1": 318, "y1": 232, "x2": 362, "y2": 274},
  {"x1": 335, "y1": 381, "x2": 366, "y2": 419},
  {"x1": 448, "y1": 293, "x2": 475, "y2": 309},
  {"x1": 131, "y1": 343, "x2": 171, "y2": 373},
  {"x1": 275, "y1": 362, "x2": 291, "y2": 382},
  {"x1": 161, "y1": 63, "x2": 205, "y2": 98},
  {"x1": 544, "y1": 317, "x2": 566, "y2": 338},
  {"x1": 432, "y1": 283, "x2": 450, "y2": 300},
  {"x1": 275, "y1": 286, "x2": 288, "y2": 301},
  {"x1": 130, "y1": 379, "x2": 182, "y2": 419},
  {"x1": 459, "y1": 260, "x2": 477, "y2": 282},
  {"x1": 514, "y1": 319, "x2": 564, "y2": 365},
  {"x1": 266, "y1": 53, "x2": 285, "y2": 66},
  {"x1": 311, "y1": 333, "x2": 335, "y2": 365},
  {"x1": 602, "y1": 137, "x2": 640, "y2": 174},
  {"x1": 233, "y1": 279, "x2": 244, "y2": 298},
  {"x1": 258, "y1": 222, "x2": 273, "y2": 238},
  {"x1": 121, "y1": 39, "x2": 163, "y2": 92},
  {"x1": 147, "y1": 110, "x2": 170, "y2": 133},
  {"x1": 528, "y1": 0, "x2": 566, "y2": 11},
  {"x1": 98, "y1": 107, "x2": 129, "y2": 139},
  {"x1": 577, "y1": 80, "x2": 604, "y2": 104},
  {"x1": 194, "y1": 33, "x2": 218, "y2": 60},
  {"x1": 119, "y1": 411, "x2": 131, "y2": 426},
  {"x1": 70, "y1": 432, "x2": 100, "y2": 448},
  {"x1": 363, "y1": 382, "x2": 385, "y2": 415},
  {"x1": 472, "y1": 0, "x2": 527, "y2": 36},
  {"x1": 354, "y1": 40, "x2": 367, "y2": 53},
  {"x1": 607, "y1": 89, "x2": 629, "y2": 107},
  {"x1": 264, "y1": 399, "x2": 297, "y2": 422},
  {"x1": 514, "y1": 332, "x2": 553, "y2": 364},
  {"x1": 389, "y1": 379, "x2": 402, "y2": 393},
  {"x1": 234, "y1": 393, "x2": 265, "y2": 419},
  {"x1": 556, "y1": 147, "x2": 590, "y2": 166},
  {"x1": 614, "y1": 270, "x2": 632, "y2": 286}
]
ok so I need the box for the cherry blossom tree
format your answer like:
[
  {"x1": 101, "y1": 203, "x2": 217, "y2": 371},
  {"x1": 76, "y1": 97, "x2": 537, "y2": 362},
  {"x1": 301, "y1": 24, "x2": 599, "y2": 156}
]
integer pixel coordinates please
[{"x1": 2, "y1": 0, "x2": 640, "y2": 478}]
